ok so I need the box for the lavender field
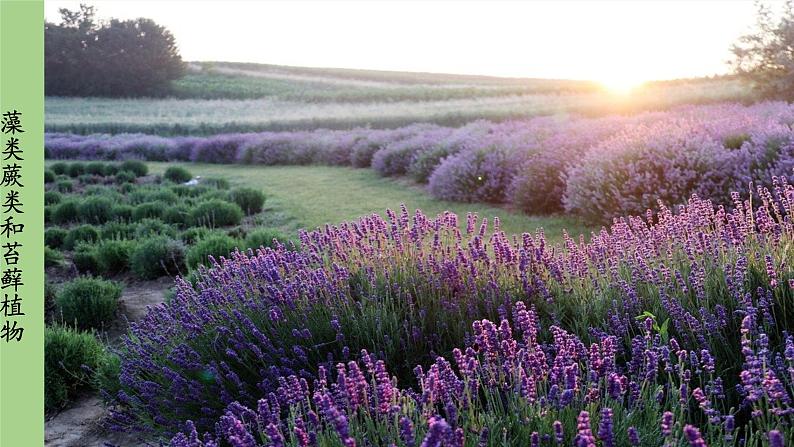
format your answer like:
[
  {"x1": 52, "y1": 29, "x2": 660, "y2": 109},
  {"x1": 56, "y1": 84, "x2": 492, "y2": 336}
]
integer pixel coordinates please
[
  {"x1": 42, "y1": 3, "x2": 794, "y2": 446},
  {"x1": 47, "y1": 101, "x2": 794, "y2": 224}
]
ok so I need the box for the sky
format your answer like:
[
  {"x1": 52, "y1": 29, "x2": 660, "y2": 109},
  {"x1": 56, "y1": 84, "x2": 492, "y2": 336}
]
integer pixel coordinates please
[{"x1": 45, "y1": 1, "x2": 762, "y2": 86}]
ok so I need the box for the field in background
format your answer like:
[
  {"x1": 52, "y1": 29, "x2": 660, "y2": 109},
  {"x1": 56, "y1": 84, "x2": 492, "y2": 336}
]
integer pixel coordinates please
[
  {"x1": 145, "y1": 162, "x2": 592, "y2": 243},
  {"x1": 46, "y1": 62, "x2": 751, "y2": 135}
]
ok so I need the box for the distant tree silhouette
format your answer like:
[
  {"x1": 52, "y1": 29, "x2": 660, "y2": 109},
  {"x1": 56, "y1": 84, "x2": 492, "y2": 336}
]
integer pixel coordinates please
[
  {"x1": 731, "y1": 1, "x2": 794, "y2": 100},
  {"x1": 45, "y1": 4, "x2": 184, "y2": 97}
]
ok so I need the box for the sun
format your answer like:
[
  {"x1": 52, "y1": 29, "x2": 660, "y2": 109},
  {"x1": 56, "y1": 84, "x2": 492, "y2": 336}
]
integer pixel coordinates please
[{"x1": 598, "y1": 75, "x2": 647, "y2": 95}]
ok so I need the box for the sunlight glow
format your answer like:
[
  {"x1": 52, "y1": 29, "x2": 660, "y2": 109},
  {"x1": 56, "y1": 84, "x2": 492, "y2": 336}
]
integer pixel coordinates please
[{"x1": 598, "y1": 75, "x2": 647, "y2": 95}]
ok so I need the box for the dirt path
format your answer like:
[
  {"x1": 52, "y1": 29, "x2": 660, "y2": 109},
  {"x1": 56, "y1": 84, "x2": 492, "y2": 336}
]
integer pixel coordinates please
[{"x1": 45, "y1": 277, "x2": 174, "y2": 447}]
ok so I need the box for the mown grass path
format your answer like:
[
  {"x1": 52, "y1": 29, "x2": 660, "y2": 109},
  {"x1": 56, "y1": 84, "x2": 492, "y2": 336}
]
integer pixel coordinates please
[{"x1": 146, "y1": 163, "x2": 594, "y2": 244}]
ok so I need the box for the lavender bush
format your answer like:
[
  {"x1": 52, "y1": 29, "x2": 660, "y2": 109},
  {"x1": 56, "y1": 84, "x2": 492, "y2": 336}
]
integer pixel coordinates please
[
  {"x1": 107, "y1": 178, "x2": 792, "y2": 444},
  {"x1": 172, "y1": 302, "x2": 793, "y2": 446},
  {"x1": 427, "y1": 145, "x2": 520, "y2": 202},
  {"x1": 46, "y1": 101, "x2": 794, "y2": 223}
]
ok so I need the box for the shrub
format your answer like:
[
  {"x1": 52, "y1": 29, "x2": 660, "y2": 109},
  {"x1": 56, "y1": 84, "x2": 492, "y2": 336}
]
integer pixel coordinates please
[
  {"x1": 85, "y1": 161, "x2": 107, "y2": 176},
  {"x1": 55, "y1": 276, "x2": 121, "y2": 330},
  {"x1": 134, "y1": 218, "x2": 176, "y2": 239},
  {"x1": 185, "y1": 233, "x2": 240, "y2": 269},
  {"x1": 67, "y1": 162, "x2": 85, "y2": 177},
  {"x1": 45, "y1": 169, "x2": 56, "y2": 183},
  {"x1": 191, "y1": 135, "x2": 245, "y2": 164},
  {"x1": 428, "y1": 147, "x2": 519, "y2": 203},
  {"x1": 56, "y1": 179, "x2": 74, "y2": 193},
  {"x1": 52, "y1": 200, "x2": 79, "y2": 224},
  {"x1": 129, "y1": 236, "x2": 186, "y2": 279},
  {"x1": 162, "y1": 205, "x2": 190, "y2": 227},
  {"x1": 102, "y1": 163, "x2": 119, "y2": 176},
  {"x1": 201, "y1": 177, "x2": 229, "y2": 189},
  {"x1": 163, "y1": 166, "x2": 192, "y2": 183},
  {"x1": 178, "y1": 227, "x2": 213, "y2": 244},
  {"x1": 94, "y1": 351, "x2": 121, "y2": 404},
  {"x1": 243, "y1": 228, "x2": 289, "y2": 250},
  {"x1": 44, "y1": 190, "x2": 62, "y2": 205},
  {"x1": 77, "y1": 196, "x2": 114, "y2": 224},
  {"x1": 50, "y1": 162, "x2": 68, "y2": 175},
  {"x1": 63, "y1": 224, "x2": 100, "y2": 250},
  {"x1": 45, "y1": 326, "x2": 104, "y2": 412},
  {"x1": 132, "y1": 202, "x2": 164, "y2": 221},
  {"x1": 189, "y1": 200, "x2": 243, "y2": 227},
  {"x1": 115, "y1": 170, "x2": 136, "y2": 184},
  {"x1": 145, "y1": 189, "x2": 179, "y2": 204},
  {"x1": 110, "y1": 204, "x2": 134, "y2": 222},
  {"x1": 100, "y1": 221, "x2": 136, "y2": 240},
  {"x1": 112, "y1": 182, "x2": 794, "y2": 437},
  {"x1": 72, "y1": 244, "x2": 99, "y2": 274},
  {"x1": 562, "y1": 123, "x2": 732, "y2": 223},
  {"x1": 45, "y1": 228, "x2": 68, "y2": 249},
  {"x1": 45, "y1": 206, "x2": 51, "y2": 223},
  {"x1": 94, "y1": 239, "x2": 134, "y2": 275},
  {"x1": 227, "y1": 187, "x2": 265, "y2": 215},
  {"x1": 119, "y1": 160, "x2": 148, "y2": 177},
  {"x1": 45, "y1": 247, "x2": 64, "y2": 267}
]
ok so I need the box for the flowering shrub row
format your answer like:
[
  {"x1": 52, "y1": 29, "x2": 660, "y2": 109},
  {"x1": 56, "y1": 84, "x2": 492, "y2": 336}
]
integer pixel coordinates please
[
  {"x1": 171, "y1": 304, "x2": 793, "y2": 446},
  {"x1": 46, "y1": 102, "x2": 794, "y2": 222},
  {"x1": 105, "y1": 177, "x2": 793, "y2": 445}
]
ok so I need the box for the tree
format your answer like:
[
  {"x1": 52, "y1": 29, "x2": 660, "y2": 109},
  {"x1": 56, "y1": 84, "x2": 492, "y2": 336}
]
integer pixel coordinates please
[
  {"x1": 731, "y1": 1, "x2": 794, "y2": 100},
  {"x1": 45, "y1": 4, "x2": 185, "y2": 97}
]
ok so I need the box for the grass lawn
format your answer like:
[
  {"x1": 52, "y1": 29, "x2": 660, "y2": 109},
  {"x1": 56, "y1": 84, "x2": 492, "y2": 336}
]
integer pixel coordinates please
[{"x1": 146, "y1": 162, "x2": 596, "y2": 244}]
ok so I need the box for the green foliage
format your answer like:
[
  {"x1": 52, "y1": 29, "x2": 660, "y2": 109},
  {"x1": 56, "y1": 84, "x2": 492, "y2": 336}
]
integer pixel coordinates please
[
  {"x1": 144, "y1": 189, "x2": 178, "y2": 204},
  {"x1": 201, "y1": 177, "x2": 229, "y2": 189},
  {"x1": 50, "y1": 162, "x2": 68, "y2": 175},
  {"x1": 732, "y1": 3, "x2": 794, "y2": 99},
  {"x1": 163, "y1": 166, "x2": 192, "y2": 183},
  {"x1": 162, "y1": 205, "x2": 190, "y2": 227},
  {"x1": 227, "y1": 187, "x2": 265, "y2": 215},
  {"x1": 243, "y1": 228, "x2": 289, "y2": 250},
  {"x1": 94, "y1": 350, "x2": 121, "y2": 403},
  {"x1": 110, "y1": 204, "x2": 134, "y2": 222},
  {"x1": 45, "y1": 228, "x2": 68, "y2": 249},
  {"x1": 100, "y1": 221, "x2": 136, "y2": 240},
  {"x1": 115, "y1": 170, "x2": 137, "y2": 184},
  {"x1": 186, "y1": 233, "x2": 240, "y2": 269},
  {"x1": 45, "y1": 169, "x2": 56, "y2": 183},
  {"x1": 102, "y1": 163, "x2": 119, "y2": 176},
  {"x1": 94, "y1": 239, "x2": 134, "y2": 275},
  {"x1": 55, "y1": 276, "x2": 121, "y2": 330},
  {"x1": 45, "y1": 247, "x2": 65, "y2": 267},
  {"x1": 45, "y1": 4, "x2": 184, "y2": 97},
  {"x1": 129, "y1": 236, "x2": 186, "y2": 279},
  {"x1": 56, "y1": 179, "x2": 74, "y2": 193},
  {"x1": 72, "y1": 244, "x2": 100, "y2": 274},
  {"x1": 67, "y1": 162, "x2": 85, "y2": 177},
  {"x1": 178, "y1": 226, "x2": 213, "y2": 245},
  {"x1": 189, "y1": 199, "x2": 243, "y2": 227},
  {"x1": 134, "y1": 218, "x2": 176, "y2": 239},
  {"x1": 78, "y1": 196, "x2": 114, "y2": 224},
  {"x1": 120, "y1": 160, "x2": 148, "y2": 177},
  {"x1": 45, "y1": 190, "x2": 62, "y2": 205},
  {"x1": 52, "y1": 200, "x2": 79, "y2": 224},
  {"x1": 132, "y1": 201, "x2": 164, "y2": 221},
  {"x1": 45, "y1": 325, "x2": 105, "y2": 412},
  {"x1": 85, "y1": 161, "x2": 107, "y2": 175},
  {"x1": 64, "y1": 224, "x2": 100, "y2": 250}
]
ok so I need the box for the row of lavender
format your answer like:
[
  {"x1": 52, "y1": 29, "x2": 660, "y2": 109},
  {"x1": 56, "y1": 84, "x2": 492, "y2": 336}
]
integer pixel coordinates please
[
  {"x1": 45, "y1": 102, "x2": 794, "y2": 223},
  {"x1": 106, "y1": 177, "x2": 793, "y2": 445}
]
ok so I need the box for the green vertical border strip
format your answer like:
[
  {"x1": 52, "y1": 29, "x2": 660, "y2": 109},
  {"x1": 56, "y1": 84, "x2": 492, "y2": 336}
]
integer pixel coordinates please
[{"x1": 0, "y1": 1, "x2": 44, "y2": 446}]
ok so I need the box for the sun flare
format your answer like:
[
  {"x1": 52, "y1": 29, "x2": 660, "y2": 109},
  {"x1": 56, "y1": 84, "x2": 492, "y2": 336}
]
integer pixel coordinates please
[{"x1": 598, "y1": 75, "x2": 647, "y2": 95}]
